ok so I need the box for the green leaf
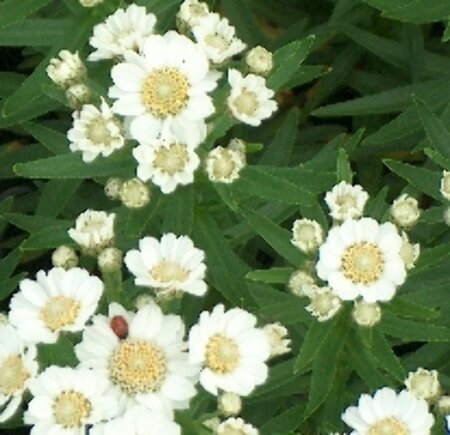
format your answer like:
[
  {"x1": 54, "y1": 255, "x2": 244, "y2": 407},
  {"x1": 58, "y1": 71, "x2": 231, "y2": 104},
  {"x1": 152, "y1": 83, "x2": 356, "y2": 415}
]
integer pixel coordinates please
[
  {"x1": 36, "y1": 180, "x2": 82, "y2": 217},
  {"x1": 37, "y1": 336, "x2": 78, "y2": 368},
  {"x1": 239, "y1": 205, "x2": 306, "y2": 267},
  {"x1": 260, "y1": 403, "x2": 305, "y2": 435},
  {"x1": 0, "y1": 0, "x2": 53, "y2": 28},
  {"x1": 414, "y1": 97, "x2": 450, "y2": 161},
  {"x1": 336, "y1": 148, "x2": 353, "y2": 183},
  {"x1": 383, "y1": 159, "x2": 441, "y2": 200},
  {"x1": 0, "y1": 19, "x2": 69, "y2": 46},
  {"x1": 0, "y1": 248, "x2": 21, "y2": 281},
  {"x1": 162, "y1": 185, "x2": 194, "y2": 235},
  {"x1": 364, "y1": 0, "x2": 450, "y2": 23},
  {"x1": 387, "y1": 298, "x2": 438, "y2": 320},
  {"x1": 246, "y1": 267, "x2": 293, "y2": 284},
  {"x1": 21, "y1": 227, "x2": 73, "y2": 251},
  {"x1": 14, "y1": 153, "x2": 134, "y2": 179},
  {"x1": 5, "y1": 213, "x2": 71, "y2": 234},
  {"x1": 124, "y1": 196, "x2": 162, "y2": 239},
  {"x1": 22, "y1": 122, "x2": 69, "y2": 155},
  {"x1": 193, "y1": 213, "x2": 254, "y2": 308},
  {"x1": 267, "y1": 36, "x2": 316, "y2": 91},
  {"x1": 0, "y1": 274, "x2": 26, "y2": 302}
]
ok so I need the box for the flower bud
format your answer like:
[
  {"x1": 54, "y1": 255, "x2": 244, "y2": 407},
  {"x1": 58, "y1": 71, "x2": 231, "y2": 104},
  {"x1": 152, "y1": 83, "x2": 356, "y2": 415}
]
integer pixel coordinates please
[
  {"x1": 245, "y1": 46, "x2": 273, "y2": 76},
  {"x1": 288, "y1": 270, "x2": 316, "y2": 298},
  {"x1": 65, "y1": 83, "x2": 92, "y2": 109},
  {"x1": 0, "y1": 312, "x2": 9, "y2": 325},
  {"x1": 98, "y1": 247, "x2": 123, "y2": 273},
  {"x1": 176, "y1": 0, "x2": 210, "y2": 33},
  {"x1": 399, "y1": 232, "x2": 420, "y2": 270},
  {"x1": 205, "y1": 139, "x2": 246, "y2": 184},
  {"x1": 51, "y1": 245, "x2": 78, "y2": 269},
  {"x1": 305, "y1": 287, "x2": 342, "y2": 322},
  {"x1": 440, "y1": 170, "x2": 450, "y2": 200},
  {"x1": 119, "y1": 178, "x2": 151, "y2": 209},
  {"x1": 390, "y1": 194, "x2": 421, "y2": 229},
  {"x1": 79, "y1": 0, "x2": 103, "y2": 6},
  {"x1": 46, "y1": 50, "x2": 86, "y2": 89},
  {"x1": 404, "y1": 368, "x2": 441, "y2": 402},
  {"x1": 352, "y1": 301, "x2": 381, "y2": 327},
  {"x1": 104, "y1": 177, "x2": 123, "y2": 200},
  {"x1": 325, "y1": 181, "x2": 369, "y2": 222},
  {"x1": 437, "y1": 395, "x2": 450, "y2": 414},
  {"x1": 218, "y1": 392, "x2": 242, "y2": 417},
  {"x1": 263, "y1": 323, "x2": 291, "y2": 357},
  {"x1": 216, "y1": 417, "x2": 258, "y2": 435},
  {"x1": 203, "y1": 417, "x2": 220, "y2": 432},
  {"x1": 291, "y1": 218, "x2": 324, "y2": 253}
]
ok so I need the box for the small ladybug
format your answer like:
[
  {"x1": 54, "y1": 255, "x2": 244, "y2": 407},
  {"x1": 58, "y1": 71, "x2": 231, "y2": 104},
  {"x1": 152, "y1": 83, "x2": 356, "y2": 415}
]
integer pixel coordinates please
[{"x1": 110, "y1": 315, "x2": 128, "y2": 339}]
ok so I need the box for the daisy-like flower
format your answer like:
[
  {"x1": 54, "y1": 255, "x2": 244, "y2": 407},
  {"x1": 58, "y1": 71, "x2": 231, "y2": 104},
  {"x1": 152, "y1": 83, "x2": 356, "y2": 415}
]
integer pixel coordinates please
[
  {"x1": 75, "y1": 303, "x2": 199, "y2": 417},
  {"x1": 188, "y1": 304, "x2": 270, "y2": 396},
  {"x1": 9, "y1": 267, "x2": 103, "y2": 344},
  {"x1": 132, "y1": 131, "x2": 200, "y2": 194},
  {"x1": 192, "y1": 13, "x2": 246, "y2": 65},
  {"x1": 227, "y1": 69, "x2": 277, "y2": 126},
  {"x1": 0, "y1": 325, "x2": 38, "y2": 423},
  {"x1": 91, "y1": 405, "x2": 180, "y2": 435},
  {"x1": 88, "y1": 5, "x2": 157, "y2": 61},
  {"x1": 68, "y1": 209, "x2": 115, "y2": 254},
  {"x1": 316, "y1": 218, "x2": 407, "y2": 303},
  {"x1": 125, "y1": 233, "x2": 207, "y2": 298},
  {"x1": 24, "y1": 366, "x2": 118, "y2": 435},
  {"x1": 109, "y1": 31, "x2": 220, "y2": 145},
  {"x1": 216, "y1": 417, "x2": 259, "y2": 435},
  {"x1": 342, "y1": 387, "x2": 434, "y2": 434},
  {"x1": 205, "y1": 138, "x2": 246, "y2": 184},
  {"x1": 68, "y1": 99, "x2": 124, "y2": 163},
  {"x1": 305, "y1": 286, "x2": 342, "y2": 322},
  {"x1": 325, "y1": 181, "x2": 369, "y2": 222},
  {"x1": 291, "y1": 218, "x2": 324, "y2": 253},
  {"x1": 176, "y1": 0, "x2": 210, "y2": 32},
  {"x1": 46, "y1": 50, "x2": 86, "y2": 89}
]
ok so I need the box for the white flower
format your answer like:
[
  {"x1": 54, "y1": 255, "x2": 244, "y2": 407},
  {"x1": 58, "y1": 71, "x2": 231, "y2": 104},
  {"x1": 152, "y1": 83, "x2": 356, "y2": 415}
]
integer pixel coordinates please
[
  {"x1": 68, "y1": 99, "x2": 125, "y2": 163},
  {"x1": 109, "y1": 31, "x2": 219, "y2": 145},
  {"x1": 262, "y1": 323, "x2": 291, "y2": 357},
  {"x1": 440, "y1": 170, "x2": 450, "y2": 200},
  {"x1": 125, "y1": 233, "x2": 207, "y2": 297},
  {"x1": 227, "y1": 69, "x2": 277, "y2": 126},
  {"x1": 399, "y1": 232, "x2": 420, "y2": 270},
  {"x1": 79, "y1": 0, "x2": 103, "y2": 7},
  {"x1": 324, "y1": 181, "x2": 369, "y2": 222},
  {"x1": 105, "y1": 177, "x2": 123, "y2": 200},
  {"x1": 342, "y1": 387, "x2": 434, "y2": 434},
  {"x1": 316, "y1": 218, "x2": 407, "y2": 303},
  {"x1": 216, "y1": 417, "x2": 259, "y2": 435},
  {"x1": 405, "y1": 368, "x2": 441, "y2": 402},
  {"x1": 192, "y1": 13, "x2": 246, "y2": 65},
  {"x1": 0, "y1": 325, "x2": 38, "y2": 423},
  {"x1": 46, "y1": 50, "x2": 86, "y2": 89},
  {"x1": 132, "y1": 131, "x2": 200, "y2": 194},
  {"x1": 245, "y1": 46, "x2": 273, "y2": 76},
  {"x1": 68, "y1": 209, "x2": 116, "y2": 254},
  {"x1": 65, "y1": 82, "x2": 91, "y2": 108},
  {"x1": 25, "y1": 366, "x2": 118, "y2": 435},
  {"x1": 291, "y1": 218, "x2": 324, "y2": 253},
  {"x1": 9, "y1": 267, "x2": 103, "y2": 344},
  {"x1": 390, "y1": 194, "x2": 421, "y2": 229},
  {"x1": 288, "y1": 270, "x2": 316, "y2": 298},
  {"x1": 205, "y1": 138, "x2": 246, "y2": 184},
  {"x1": 75, "y1": 303, "x2": 199, "y2": 417},
  {"x1": 188, "y1": 304, "x2": 270, "y2": 396},
  {"x1": 118, "y1": 178, "x2": 151, "y2": 208},
  {"x1": 352, "y1": 301, "x2": 381, "y2": 327},
  {"x1": 445, "y1": 206, "x2": 450, "y2": 226},
  {"x1": 51, "y1": 245, "x2": 78, "y2": 269},
  {"x1": 437, "y1": 395, "x2": 450, "y2": 414},
  {"x1": 176, "y1": 0, "x2": 210, "y2": 31},
  {"x1": 88, "y1": 5, "x2": 157, "y2": 61},
  {"x1": 218, "y1": 392, "x2": 242, "y2": 417},
  {"x1": 98, "y1": 247, "x2": 123, "y2": 273},
  {"x1": 0, "y1": 313, "x2": 8, "y2": 325},
  {"x1": 90, "y1": 405, "x2": 181, "y2": 435},
  {"x1": 305, "y1": 286, "x2": 342, "y2": 322}
]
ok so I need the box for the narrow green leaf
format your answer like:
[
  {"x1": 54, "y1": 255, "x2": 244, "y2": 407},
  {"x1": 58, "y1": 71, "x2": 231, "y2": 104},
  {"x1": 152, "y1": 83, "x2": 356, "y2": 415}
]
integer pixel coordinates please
[
  {"x1": 267, "y1": 36, "x2": 316, "y2": 91},
  {"x1": 124, "y1": 196, "x2": 161, "y2": 239},
  {"x1": 0, "y1": 248, "x2": 21, "y2": 281},
  {"x1": 22, "y1": 122, "x2": 69, "y2": 155},
  {"x1": 387, "y1": 298, "x2": 438, "y2": 320},
  {"x1": 0, "y1": 274, "x2": 26, "y2": 302},
  {"x1": 36, "y1": 180, "x2": 82, "y2": 217},
  {"x1": 5, "y1": 213, "x2": 71, "y2": 234},
  {"x1": 414, "y1": 97, "x2": 450, "y2": 160},
  {"x1": 0, "y1": 19, "x2": 69, "y2": 46},
  {"x1": 260, "y1": 403, "x2": 305, "y2": 435},
  {"x1": 14, "y1": 153, "x2": 134, "y2": 179},
  {"x1": 21, "y1": 227, "x2": 73, "y2": 251},
  {"x1": 239, "y1": 205, "x2": 306, "y2": 267},
  {"x1": 336, "y1": 148, "x2": 353, "y2": 183},
  {"x1": 0, "y1": 0, "x2": 53, "y2": 28},
  {"x1": 245, "y1": 268, "x2": 293, "y2": 284},
  {"x1": 163, "y1": 186, "x2": 194, "y2": 235}
]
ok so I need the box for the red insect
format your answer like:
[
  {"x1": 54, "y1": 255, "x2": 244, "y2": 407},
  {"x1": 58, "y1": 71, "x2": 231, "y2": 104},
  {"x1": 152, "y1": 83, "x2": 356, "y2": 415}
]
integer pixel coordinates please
[{"x1": 110, "y1": 315, "x2": 128, "y2": 339}]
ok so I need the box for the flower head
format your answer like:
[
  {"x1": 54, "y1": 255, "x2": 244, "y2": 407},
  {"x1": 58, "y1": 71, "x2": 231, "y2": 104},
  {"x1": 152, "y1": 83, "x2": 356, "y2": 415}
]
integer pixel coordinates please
[
  {"x1": 288, "y1": 270, "x2": 316, "y2": 298},
  {"x1": 189, "y1": 304, "x2": 270, "y2": 396},
  {"x1": 176, "y1": 0, "x2": 210, "y2": 32},
  {"x1": 405, "y1": 368, "x2": 441, "y2": 402},
  {"x1": 227, "y1": 69, "x2": 277, "y2": 126},
  {"x1": 262, "y1": 323, "x2": 291, "y2": 357},
  {"x1": 291, "y1": 218, "x2": 324, "y2": 253},
  {"x1": 352, "y1": 300, "x2": 381, "y2": 327},
  {"x1": 399, "y1": 232, "x2": 420, "y2": 270},
  {"x1": 118, "y1": 178, "x2": 151, "y2": 209},
  {"x1": 324, "y1": 181, "x2": 369, "y2": 222},
  {"x1": 46, "y1": 50, "x2": 86, "y2": 89},
  {"x1": 51, "y1": 245, "x2": 78, "y2": 269},
  {"x1": 316, "y1": 218, "x2": 406, "y2": 302},
  {"x1": 218, "y1": 392, "x2": 242, "y2": 417},
  {"x1": 245, "y1": 46, "x2": 273, "y2": 76},
  {"x1": 440, "y1": 170, "x2": 450, "y2": 200},
  {"x1": 216, "y1": 417, "x2": 259, "y2": 435},
  {"x1": 390, "y1": 194, "x2": 421, "y2": 229},
  {"x1": 342, "y1": 387, "x2": 434, "y2": 434},
  {"x1": 305, "y1": 286, "x2": 342, "y2": 322}
]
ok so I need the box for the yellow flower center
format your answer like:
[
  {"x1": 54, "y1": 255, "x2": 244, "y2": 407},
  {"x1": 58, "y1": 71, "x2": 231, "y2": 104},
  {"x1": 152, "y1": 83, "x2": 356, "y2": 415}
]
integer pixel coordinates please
[
  {"x1": 40, "y1": 296, "x2": 81, "y2": 332},
  {"x1": 142, "y1": 67, "x2": 189, "y2": 118},
  {"x1": 109, "y1": 339, "x2": 167, "y2": 395},
  {"x1": 233, "y1": 89, "x2": 258, "y2": 116},
  {"x1": 368, "y1": 417, "x2": 409, "y2": 435},
  {"x1": 86, "y1": 117, "x2": 114, "y2": 145},
  {"x1": 0, "y1": 355, "x2": 30, "y2": 395},
  {"x1": 53, "y1": 390, "x2": 92, "y2": 428},
  {"x1": 151, "y1": 260, "x2": 189, "y2": 284},
  {"x1": 205, "y1": 34, "x2": 229, "y2": 52},
  {"x1": 205, "y1": 334, "x2": 240, "y2": 374},
  {"x1": 211, "y1": 150, "x2": 237, "y2": 179},
  {"x1": 310, "y1": 291, "x2": 336, "y2": 316},
  {"x1": 335, "y1": 194, "x2": 357, "y2": 210},
  {"x1": 153, "y1": 143, "x2": 189, "y2": 175},
  {"x1": 341, "y1": 242, "x2": 384, "y2": 284}
]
